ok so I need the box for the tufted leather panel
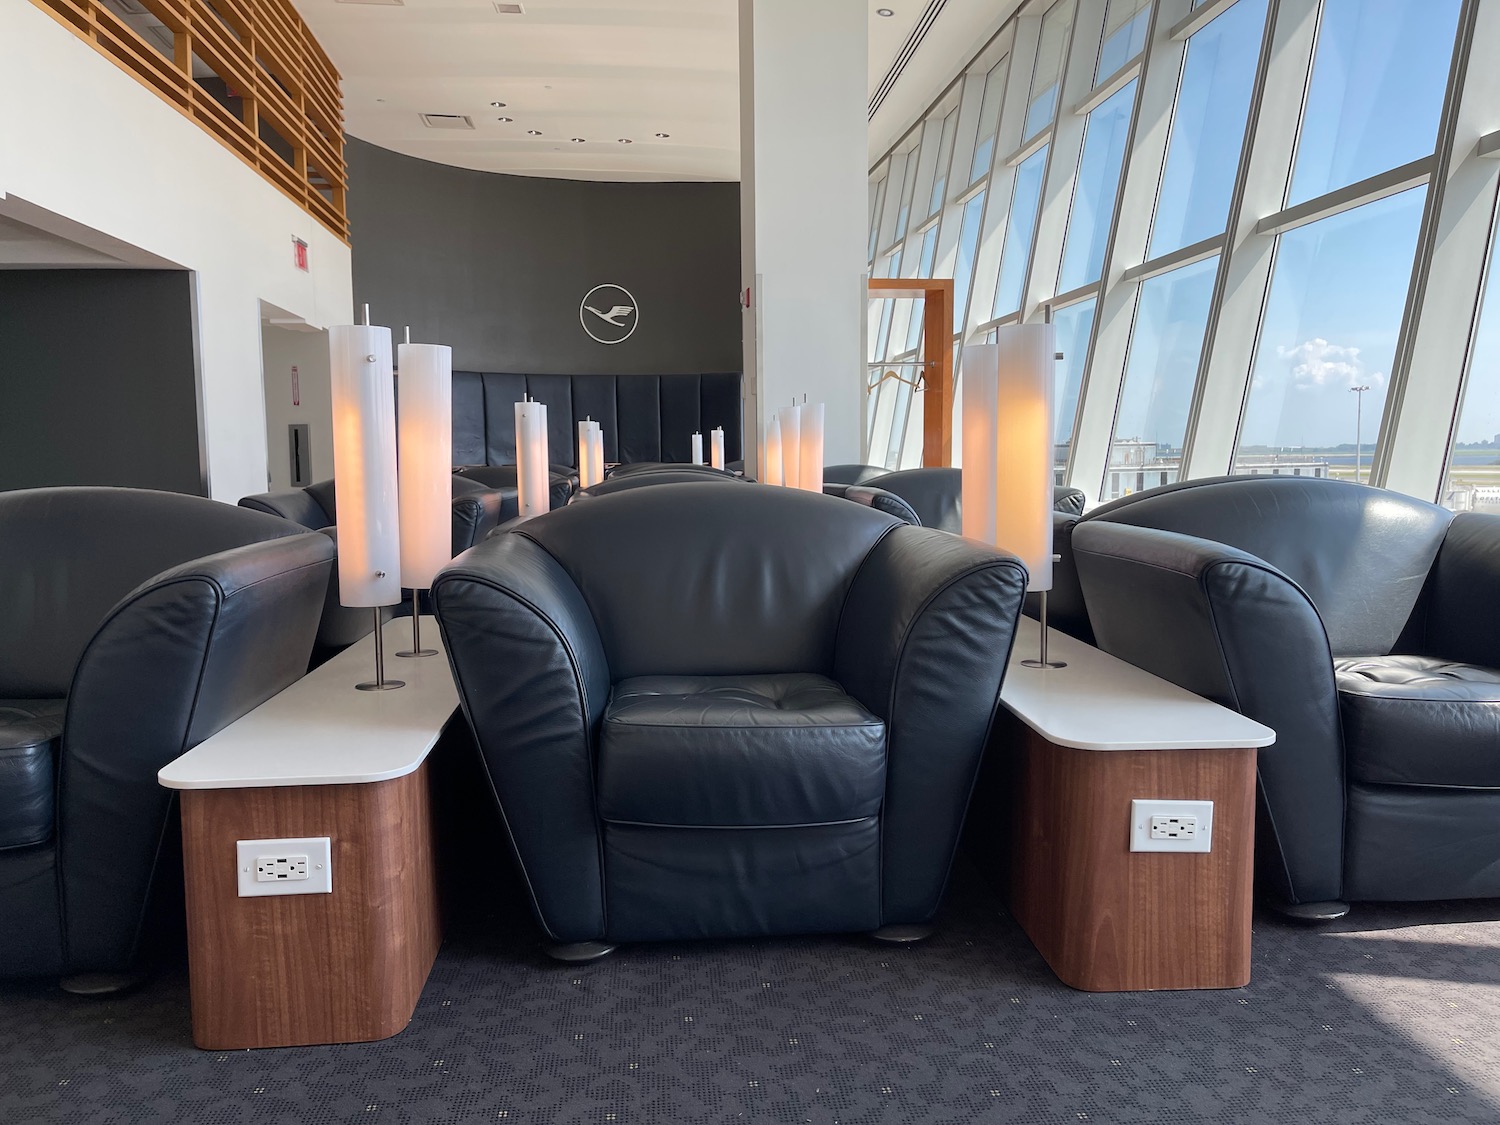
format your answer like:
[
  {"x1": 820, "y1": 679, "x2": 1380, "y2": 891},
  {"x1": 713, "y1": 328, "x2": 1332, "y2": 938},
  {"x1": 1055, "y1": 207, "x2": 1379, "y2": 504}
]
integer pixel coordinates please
[
  {"x1": 615, "y1": 376, "x2": 662, "y2": 464},
  {"x1": 0, "y1": 699, "x2": 64, "y2": 850},
  {"x1": 658, "y1": 374, "x2": 701, "y2": 464},
  {"x1": 0, "y1": 488, "x2": 315, "y2": 698},
  {"x1": 1337, "y1": 656, "x2": 1500, "y2": 788},
  {"x1": 518, "y1": 484, "x2": 899, "y2": 680},
  {"x1": 602, "y1": 820, "x2": 882, "y2": 942},
  {"x1": 571, "y1": 378, "x2": 621, "y2": 464},
  {"x1": 1083, "y1": 476, "x2": 1453, "y2": 657},
  {"x1": 481, "y1": 373, "x2": 529, "y2": 466},
  {"x1": 452, "y1": 371, "x2": 488, "y2": 467},
  {"x1": 599, "y1": 674, "x2": 886, "y2": 826},
  {"x1": 1073, "y1": 520, "x2": 1341, "y2": 905}
]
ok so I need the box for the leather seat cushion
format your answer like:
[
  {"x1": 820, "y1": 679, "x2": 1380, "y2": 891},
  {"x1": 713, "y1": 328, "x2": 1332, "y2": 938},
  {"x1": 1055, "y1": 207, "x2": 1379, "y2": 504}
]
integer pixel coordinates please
[
  {"x1": 1337, "y1": 656, "x2": 1500, "y2": 787},
  {"x1": 598, "y1": 674, "x2": 886, "y2": 827},
  {"x1": 0, "y1": 698, "x2": 64, "y2": 849}
]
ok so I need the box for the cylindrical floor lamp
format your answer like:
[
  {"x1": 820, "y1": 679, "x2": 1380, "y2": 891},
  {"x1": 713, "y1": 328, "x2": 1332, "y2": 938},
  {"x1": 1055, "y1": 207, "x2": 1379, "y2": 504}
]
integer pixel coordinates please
[{"x1": 396, "y1": 332, "x2": 452, "y2": 658}]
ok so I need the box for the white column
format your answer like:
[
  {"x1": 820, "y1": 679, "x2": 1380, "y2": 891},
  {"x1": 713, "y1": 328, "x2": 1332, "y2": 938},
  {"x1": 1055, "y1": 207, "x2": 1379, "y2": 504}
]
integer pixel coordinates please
[{"x1": 739, "y1": 0, "x2": 868, "y2": 474}]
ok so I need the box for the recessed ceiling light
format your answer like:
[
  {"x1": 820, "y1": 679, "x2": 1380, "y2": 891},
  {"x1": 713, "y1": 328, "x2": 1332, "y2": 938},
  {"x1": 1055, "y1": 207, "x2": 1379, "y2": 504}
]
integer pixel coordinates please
[
  {"x1": 497, "y1": 116, "x2": 514, "y2": 122},
  {"x1": 655, "y1": 132, "x2": 671, "y2": 138},
  {"x1": 526, "y1": 129, "x2": 542, "y2": 135},
  {"x1": 876, "y1": 7, "x2": 894, "y2": 15},
  {"x1": 489, "y1": 101, "x2": 507, "y2": 108},
  {"x1": 618, "y1": 138, "x2": 632, "y2": 144},
  {"x1": 570, "y1": 137, "x2": 586, "y2": 143}
]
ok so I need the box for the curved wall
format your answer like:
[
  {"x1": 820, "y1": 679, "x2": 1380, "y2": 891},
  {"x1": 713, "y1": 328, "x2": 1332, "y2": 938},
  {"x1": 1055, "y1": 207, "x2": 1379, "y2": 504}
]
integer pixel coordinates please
[{"x1": 346, "y1": 139, "x2": 742, "y2": 375}]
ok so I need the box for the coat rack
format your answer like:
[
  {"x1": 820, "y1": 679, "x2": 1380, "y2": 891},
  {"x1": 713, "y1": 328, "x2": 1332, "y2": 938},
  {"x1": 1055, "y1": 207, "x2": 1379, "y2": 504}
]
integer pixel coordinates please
[{"x1": 867, "y1": 278, "x2": 955, "y2": 467}]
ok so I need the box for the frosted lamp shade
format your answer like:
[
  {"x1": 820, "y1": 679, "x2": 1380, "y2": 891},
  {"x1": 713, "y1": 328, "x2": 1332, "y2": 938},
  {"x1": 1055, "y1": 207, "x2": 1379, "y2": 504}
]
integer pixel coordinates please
[
  {"x1": 330, "y1": 324, "x2": 401, "y2": 607},
  {"x1": 777, "y1": 405, "x2": 802, "y2": 491},
  {"x1": 961, "y1": 330, "x2": 1055, "y2": 592},
  {"x1": 578, "y1": 420, "x2": 597, "y2": 489},
  {"x1": 396, "y1": 342, "x2": 453, "y2": 590},
  {"x1": 691, "y1": 432, "x2": 704, "y2": 465},
  {"x1": 710, "y1": 427, "x2": 725, "y2": 470},
  {"x1": 515, "y1": 400, "x2": 550, "y2": 519},
  {"x1": 764, "y1": 414, "x2": 783, "y2": 486},
  {"x1": 589, "y1": 424, "x2": 604, "y2": 485},
  {"x1": 796, "y1": 403, "x2": 824, "y2": 493}
]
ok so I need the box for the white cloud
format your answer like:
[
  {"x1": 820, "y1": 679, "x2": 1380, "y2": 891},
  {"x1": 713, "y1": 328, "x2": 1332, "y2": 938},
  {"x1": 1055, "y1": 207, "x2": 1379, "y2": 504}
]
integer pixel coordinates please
[{"x1": 1275, "y1": 337, "x2": 1386, "y2": 393}]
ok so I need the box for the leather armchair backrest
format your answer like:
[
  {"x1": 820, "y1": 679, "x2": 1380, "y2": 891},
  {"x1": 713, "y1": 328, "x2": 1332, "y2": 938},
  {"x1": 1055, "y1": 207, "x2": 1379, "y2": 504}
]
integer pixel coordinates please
[
  {"x1": 823, "y1": 483, "x2": 921, "y2": 525},
  {"x1": 0, "y1": 488, "x2": 313, "y2": 697},
  {"x1": 579, "y1": 468, "x2": 745, "y2": 498},
  {"x1": 1088, "y1": 476, "x2": 1453, "y2": 656},
  {"x1": 867, "y1": 468, "x2": 963, "y2": 532},
  {"x1": 517, "y1": 483, "x2": 900, "y2": 679},
  {"x1": 1052, "y1": 485, "x2": 1087, "y2": 517},
  {"x1": 453, "y1": 372, "x2": 743, "y2": 468},
  {"x1": 824, "y1": 464, "x2": 889, "y2": 486},
  {"x1": 237, "y1": 485, "x2": 335, "y2": 530}
]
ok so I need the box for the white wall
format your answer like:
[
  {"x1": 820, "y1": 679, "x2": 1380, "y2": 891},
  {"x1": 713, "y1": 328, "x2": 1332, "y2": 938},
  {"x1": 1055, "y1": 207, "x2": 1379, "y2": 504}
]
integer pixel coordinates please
[
  {"x1": 0, "y1": 1, "x2": 353, "y2": 502},
  {"x1": 260, "y1": 323, "x2": 335, "y2": 491}
]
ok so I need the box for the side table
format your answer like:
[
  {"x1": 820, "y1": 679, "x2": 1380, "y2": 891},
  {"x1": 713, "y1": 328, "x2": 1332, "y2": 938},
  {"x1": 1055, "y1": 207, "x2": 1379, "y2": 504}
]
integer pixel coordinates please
[{"x1": 159, "y1": 616, "x2": 459, "y2": 1049}]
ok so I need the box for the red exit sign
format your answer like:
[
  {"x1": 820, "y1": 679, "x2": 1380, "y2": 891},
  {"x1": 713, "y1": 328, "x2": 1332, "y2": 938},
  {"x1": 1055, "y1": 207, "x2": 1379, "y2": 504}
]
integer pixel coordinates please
[{"x1": 292, "y1": 237, "x2": 309, "y2": 272}]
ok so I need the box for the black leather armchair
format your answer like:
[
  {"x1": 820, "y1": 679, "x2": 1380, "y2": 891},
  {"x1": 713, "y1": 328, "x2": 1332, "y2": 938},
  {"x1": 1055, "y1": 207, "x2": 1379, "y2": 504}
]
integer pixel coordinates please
[
  {"x1": 433, "y1": 484, "x2": 1027, "y2": 954},
  {"x1": 0, "y1": 488, "x2": 332, "y2": 982},
  {"x1": 823, "y1": 483, "x2": 921, "y2": 524},
  {"x1": 454, "y1": 464, "x2": 576, "y2": 509},
  {"x1": 1068, "y1": 475, "x2": 1500, "y2": 915},
  {"x1": 824, "y1": 464, "x2": 890, "y2": 486},
  {"x1": 576, "y1": 465, "x2": 746, "y2": 499},
  {"x1": 862, "y1": 467, "x2": 1087, "y2": 531}
]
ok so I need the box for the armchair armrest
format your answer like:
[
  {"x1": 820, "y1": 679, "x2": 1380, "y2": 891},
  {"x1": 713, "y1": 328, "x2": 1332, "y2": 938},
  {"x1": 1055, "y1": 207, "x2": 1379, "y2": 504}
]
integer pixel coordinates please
[
  {"x1": 59, "y1": 531, "x2": 334, "y2": 972},
  {"x1": 432, "y1": 531, "x2": 612, "y2": 942},
  {"x1": 1072, "y1": 521, "x2": 1344, "y2": 905},
  {"x1": 1403, "y1": 512, "x2": 1500, "y2": 666},
  {"x1": 834, "y1": 526, "x2": 1028, "y2": 924}
]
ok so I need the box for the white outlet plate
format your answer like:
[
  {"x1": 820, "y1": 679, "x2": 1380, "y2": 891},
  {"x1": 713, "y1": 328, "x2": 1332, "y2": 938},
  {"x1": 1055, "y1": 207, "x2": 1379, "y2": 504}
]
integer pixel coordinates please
[
  {"x1": 236, "y1": 837, "x2": 333, "y2": 897},
  {"x1": 1130, "y1": 800, "x2": 1213, "y2": 853}
]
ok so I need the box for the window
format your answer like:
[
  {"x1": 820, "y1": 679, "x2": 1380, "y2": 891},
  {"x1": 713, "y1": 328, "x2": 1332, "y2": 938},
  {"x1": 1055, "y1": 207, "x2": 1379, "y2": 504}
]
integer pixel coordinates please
[
  {"x1": 1148, "y1": 0, "x2": 1267, "y2": 259},
  {"x1": 1053, "y1": 298, "x2": 1098, "y2": 475},
  {"x1": 992, "y1": 145, "x2": 1048, "y2": 318},
  {"x1": 1442, "y1": 231, "x2": 1500, "y2": 512},
  {"x1": 951, "y1": 191, "x2": 987, "y2": 333},
  {"x1": 1235, "y1": 188, "x2": 1427, "y2": 477},
  {"x1": 869, "y1": 252, "x2": 900, "y2": 362},
  {"x1": 893, "y1": 145, "x2": 920, "y2": 242},
  {"x1": 868, "y1": 173, "x2": 888, "y2": 262},
  {"x1": 1023, "y1": 1, "x2": 1075, "y2": 142},
  {"x1": 1288, "y1": 0, "x2": 1461, "y2": 205},
  {"x1": 1106, "y1": 256, "x2": 1218, "y2": 490},
  {"x1": 1058, "y1": 80, "x2": 1136, "y2": 294},
  {"x1": 1097, "y1": 0, "x2": 1150, "y2": 82},
  {"x1": 927, "y1": 110, "x2": 959, "y2": 218},
  {"x1": 969, "y1": 58, "x2": 1009, "y2": 183},
  {"x1": 903, "y1": 225, "x2": 939, "y2": 352}
]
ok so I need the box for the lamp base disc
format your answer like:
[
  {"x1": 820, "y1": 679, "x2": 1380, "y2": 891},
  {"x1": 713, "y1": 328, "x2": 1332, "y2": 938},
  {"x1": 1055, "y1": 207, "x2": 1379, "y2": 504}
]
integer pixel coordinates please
[
  {"x1": 544, "y1": 941, "x2": 617, "y2": 963},
  {"x1": 395, "y1": 648, "x2": 439, "y2": 658},
  {"x1": 356, "y1": 679, "x2": 406, "y2": 691},
  {"x1": 1019, "y1": 659, "x2": 1068, "y2": 669},
  {"x1": 869, "y1": 923, "x2": 935, "y2": 944}
]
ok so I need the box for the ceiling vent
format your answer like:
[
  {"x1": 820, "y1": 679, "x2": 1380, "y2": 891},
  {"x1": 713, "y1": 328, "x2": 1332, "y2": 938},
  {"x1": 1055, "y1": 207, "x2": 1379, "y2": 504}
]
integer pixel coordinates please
[
  {"x1": 494, "y1": 2, "x2": 525, "y2": 12},
  {"x1": 420, "y1": 114, "x2": 475, "y2": 130},
  {"x1": 869, "y1": 0, "x2": 948, "y2": 120}
]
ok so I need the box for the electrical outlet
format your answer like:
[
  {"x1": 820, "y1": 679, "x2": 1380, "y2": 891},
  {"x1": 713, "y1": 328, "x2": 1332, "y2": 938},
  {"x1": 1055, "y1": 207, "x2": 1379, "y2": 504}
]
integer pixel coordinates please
[
  {"x1": 1130, "y1": 800, "x2": 1213, "y2": 853},
  {"x1": 237, "y1": 837, "x2": 332, "y2": 897}
]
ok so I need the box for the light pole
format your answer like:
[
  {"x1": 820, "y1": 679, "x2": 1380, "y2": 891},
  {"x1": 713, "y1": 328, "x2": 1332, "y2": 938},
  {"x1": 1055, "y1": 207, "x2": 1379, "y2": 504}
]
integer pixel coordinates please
[{"x1": 1350, "y1": 384, "x2": 1371, "y2": 484}]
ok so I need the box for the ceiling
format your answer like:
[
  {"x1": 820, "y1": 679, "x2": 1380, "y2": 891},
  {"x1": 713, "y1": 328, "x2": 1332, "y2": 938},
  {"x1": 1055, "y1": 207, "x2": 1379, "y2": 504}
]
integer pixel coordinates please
[{"x1": 295, "y1": 0, "x2": 1019, "y2": 182}]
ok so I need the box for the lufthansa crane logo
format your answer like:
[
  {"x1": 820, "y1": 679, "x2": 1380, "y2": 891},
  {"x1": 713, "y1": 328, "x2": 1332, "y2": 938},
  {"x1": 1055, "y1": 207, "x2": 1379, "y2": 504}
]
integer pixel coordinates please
[{"x1": 580, "y1": 284, "x2": 639, "y2": 345}]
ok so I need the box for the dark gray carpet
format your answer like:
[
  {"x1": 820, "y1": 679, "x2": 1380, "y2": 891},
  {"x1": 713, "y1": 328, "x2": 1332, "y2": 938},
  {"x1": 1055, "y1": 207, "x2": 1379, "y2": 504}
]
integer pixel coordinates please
[{"x1": 3, "y1": 861, "x2": 1500, "y2": 1125}]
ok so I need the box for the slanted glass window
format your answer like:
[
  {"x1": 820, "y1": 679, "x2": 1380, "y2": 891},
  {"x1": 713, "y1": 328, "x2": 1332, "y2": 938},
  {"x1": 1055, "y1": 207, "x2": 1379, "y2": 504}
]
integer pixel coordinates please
[
  {"x1": 951, "y1": 191, "x2": 987, "y2": 333},
  {"x1": 904, "y1": 225, "x2": 940, "y2": 352},
  {"x1": 1235, "y1": 188, "x2": 1426, "y2": 478},
  {"x1": 893, "y1": 144, "x2": 921, "y2": 242},
  {"x1": 927, "y1": 110, "x2": 960, "y2": 218},
  {"x1": 969, "y1": 57, "x2": 1010, "y2": 183},
  {"x1": 1148, "y1": 0, "x2": 1267, "y2": 259},
  {"x1": 1053, "y1": 298, "x2": 1098, "y2": 477},
  {"x1": 1287, "y1": 0, "x2": 1461, "y2": 206},
  {"x1": 1058, "y1": 80, "x2": 1136, "y2": 294},
  {"x1": 868, "y1": 173, "x2": 888, "y2": 262},
  {"x1": 870, "y1": 252, "x2": 900, "y2": 362},
  {"x1": 992, "y1": 145, "x2": 1049, "y2": 318},
  {"x1": 1097, "y1": 0, "x2": 1150, "y2": 83},
  {"x1": 1106, "y1": 256, "x2": 1218, "y2": 495},
  {"x1": 1024, "y1": 1, "x2": 1076, "y2": 142},
  {"x1": 1442, "y1": 230, "x2": 1500, "y2": 512}
]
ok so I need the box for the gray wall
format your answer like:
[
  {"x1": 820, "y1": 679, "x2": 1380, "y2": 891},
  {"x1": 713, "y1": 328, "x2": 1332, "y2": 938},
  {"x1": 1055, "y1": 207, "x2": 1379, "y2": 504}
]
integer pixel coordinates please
[
  {"x1": 346, "y1": 138, "x2": 742, "y2": 374},
  {"x1": 0, "y1": 269, "x2": 204, "y2": 494}
]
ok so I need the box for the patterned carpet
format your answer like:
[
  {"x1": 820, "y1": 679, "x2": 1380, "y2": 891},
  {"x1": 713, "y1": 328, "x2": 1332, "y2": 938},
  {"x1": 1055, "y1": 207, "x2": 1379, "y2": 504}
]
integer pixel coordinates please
[{"x1": 3, "y1": 851, "x2": 1500, "y2": 1125}]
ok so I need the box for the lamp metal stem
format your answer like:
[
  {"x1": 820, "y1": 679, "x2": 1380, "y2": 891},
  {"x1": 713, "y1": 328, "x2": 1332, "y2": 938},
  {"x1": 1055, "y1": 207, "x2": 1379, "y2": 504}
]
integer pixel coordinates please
[
  {"x1": 396, "y1": 596, "x2": 438, "y2": 658},
  {"x1": 1020, "y1": 590, "x2": 1068, "y2": 670},
  {"x1": 357, "y1": 608, "x2": 406, "y2": 689}
]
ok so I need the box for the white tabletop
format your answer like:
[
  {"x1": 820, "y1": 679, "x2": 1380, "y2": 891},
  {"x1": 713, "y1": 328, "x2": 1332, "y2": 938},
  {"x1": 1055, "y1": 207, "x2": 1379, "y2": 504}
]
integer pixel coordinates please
[
  {"x1": 999, "y1": 616, "x2": 1275, "y2": 752},
  {"x1": 158, "y1": 616, "x2": 460, "y2": 790}
]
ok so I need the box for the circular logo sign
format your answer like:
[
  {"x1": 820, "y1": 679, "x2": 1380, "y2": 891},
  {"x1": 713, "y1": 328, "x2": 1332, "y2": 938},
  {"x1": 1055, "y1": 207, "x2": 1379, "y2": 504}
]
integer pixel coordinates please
[{"x1": 580, "y1": 284, "x2": 639, "y2": 345}]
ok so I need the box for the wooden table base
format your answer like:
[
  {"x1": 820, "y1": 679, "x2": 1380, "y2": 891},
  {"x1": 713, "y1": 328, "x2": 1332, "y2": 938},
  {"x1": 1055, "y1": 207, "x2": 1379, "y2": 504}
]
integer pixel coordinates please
[
  {"x1": 1005, "y1": 718, "x2": 1256, "y2": 992},
  {"x1": 180, "y1": 763, "x2": 441, "y2": 1049}
]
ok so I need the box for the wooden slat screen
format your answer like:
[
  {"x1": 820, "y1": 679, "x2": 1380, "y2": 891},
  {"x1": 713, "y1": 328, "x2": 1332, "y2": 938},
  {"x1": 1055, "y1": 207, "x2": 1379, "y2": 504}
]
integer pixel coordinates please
[{"x1": 31, "y1": 0, "x2": 349, "y2": 242}]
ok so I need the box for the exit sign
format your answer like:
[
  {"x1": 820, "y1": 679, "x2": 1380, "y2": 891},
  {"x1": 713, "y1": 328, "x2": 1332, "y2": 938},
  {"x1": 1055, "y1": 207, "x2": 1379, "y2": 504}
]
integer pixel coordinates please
[{"x1": 292, "y1": 237, "x2": 309, "y2": 272}]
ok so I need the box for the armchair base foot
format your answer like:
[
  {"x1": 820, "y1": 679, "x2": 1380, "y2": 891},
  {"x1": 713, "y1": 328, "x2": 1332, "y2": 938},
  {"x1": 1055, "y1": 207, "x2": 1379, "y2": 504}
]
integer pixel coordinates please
[
  {"x1": 1271, "y1": 899, "x2": 1350, "y2": 922},
  {"x1": 869, "y1": 924, "x2": 935, "y2": 944},
  {"x1": 60, "y1": 970, "x2": 149, "y2": 997},
  {"x1": 544, "y1": 941, "x2": 617, "y2": 963}
]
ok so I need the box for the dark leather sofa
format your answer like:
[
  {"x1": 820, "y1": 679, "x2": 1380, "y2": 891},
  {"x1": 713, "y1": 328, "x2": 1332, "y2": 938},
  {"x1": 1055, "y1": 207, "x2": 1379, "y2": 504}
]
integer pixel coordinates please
[
  {"x1": 433, "y1": 484, "x2": 1028, "y2": 955},
  {"x1": 0, "y1": 488, "x2": 332, "y2": 983},
  {"x1": 1067, "y1": 475, "x2": 1500, "y2": 915}
]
